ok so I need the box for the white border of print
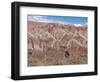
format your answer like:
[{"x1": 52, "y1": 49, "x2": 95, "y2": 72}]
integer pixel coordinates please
[{"x1": 20, "y1": 6, "x2": 94, "y2": 76}]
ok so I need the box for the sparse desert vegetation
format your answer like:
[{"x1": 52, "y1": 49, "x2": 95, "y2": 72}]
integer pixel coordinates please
[{"x1": 27, "y1": 21, "x2": 88, "y2": 66}]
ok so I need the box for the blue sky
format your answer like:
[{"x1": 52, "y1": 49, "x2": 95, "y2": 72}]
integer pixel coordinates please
[{"x1": 28, "y1": 15, "x2": 87, "y2": 26}]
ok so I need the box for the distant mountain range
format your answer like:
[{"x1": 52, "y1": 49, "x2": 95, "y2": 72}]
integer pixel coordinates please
[
  {"x1": 28, "y1": 21, "x2": 87, "y2": 49},
  {"x1": 28, "y1": 21, "x2": 87, "y2": 32}
]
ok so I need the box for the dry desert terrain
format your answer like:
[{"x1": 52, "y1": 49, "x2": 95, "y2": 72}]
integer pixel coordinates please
[{"x1": 27, "y1": 21, "x2": 88, "y2": 66}]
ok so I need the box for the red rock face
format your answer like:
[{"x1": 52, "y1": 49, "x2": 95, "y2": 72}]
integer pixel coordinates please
[{"x1": 27, "y1": 21, "x2": 88, "y2": 66}]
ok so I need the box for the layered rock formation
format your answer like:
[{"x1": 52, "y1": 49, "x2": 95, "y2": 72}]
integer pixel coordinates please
[{"x1": 28, "y1": 21, "x2": 88, "y2": 66}]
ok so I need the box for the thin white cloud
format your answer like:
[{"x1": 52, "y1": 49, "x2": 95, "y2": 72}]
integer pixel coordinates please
[
  {"x1": 28, "y1": 16, "x2": 46, "y2": 22},
  {"x1": 28, "y1": 15, "x2": 68, "y2": 25},
  {"x1": 74, "y1": 24, "x2": 83, "y2": 27}
]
